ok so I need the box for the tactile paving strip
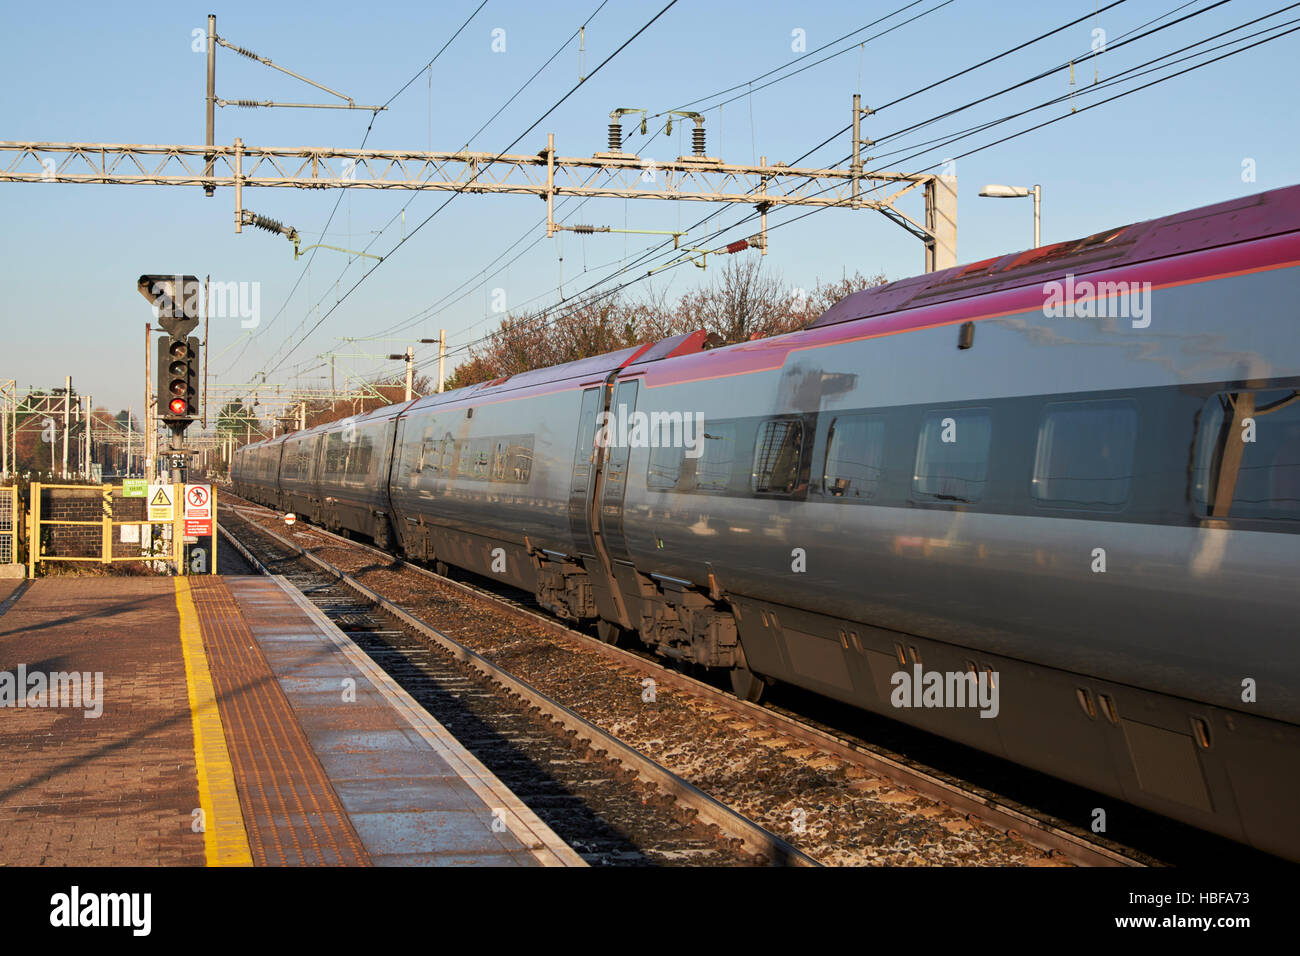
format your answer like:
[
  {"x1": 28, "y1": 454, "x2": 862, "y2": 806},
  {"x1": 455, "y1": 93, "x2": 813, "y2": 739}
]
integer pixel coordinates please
[{"x1": 189, "y1": 577, "x2": 369, "y2": 866}]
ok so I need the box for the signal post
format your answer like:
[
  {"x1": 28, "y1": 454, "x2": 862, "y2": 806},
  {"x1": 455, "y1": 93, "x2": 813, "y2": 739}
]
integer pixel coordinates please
[{"x1": 137, "y1": 274, "x2": 215, "y2": 573}]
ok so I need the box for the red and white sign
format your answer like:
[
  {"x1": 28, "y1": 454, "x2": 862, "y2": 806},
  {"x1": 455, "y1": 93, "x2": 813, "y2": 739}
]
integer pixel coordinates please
[
  {"x1": 284, "y1": 512, "x2": 297, "y2": 527},
  {"x1": 183, "y1": 483, "x2": 213, "y2": 536}
]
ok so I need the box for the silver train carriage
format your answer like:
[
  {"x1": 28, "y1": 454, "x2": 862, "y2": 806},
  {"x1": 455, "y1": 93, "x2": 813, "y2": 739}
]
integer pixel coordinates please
[{"x1": 231, "y1": 185, "x2": 1300, "y2": 858}]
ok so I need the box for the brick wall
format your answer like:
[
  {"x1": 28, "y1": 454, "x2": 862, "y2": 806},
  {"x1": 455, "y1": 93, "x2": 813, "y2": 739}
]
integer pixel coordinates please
[{"x1": 39, "y1": 488, "x2": 161, "y2": 561}]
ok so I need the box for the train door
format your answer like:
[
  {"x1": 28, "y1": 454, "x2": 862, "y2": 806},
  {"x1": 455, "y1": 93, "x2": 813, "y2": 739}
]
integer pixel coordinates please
[
  {"x1": 568, "y1": 386, "x2": 603, "y2": 555},
  {"x1": 598, "y1": 379, "x2": 639, "y2": 565},
  {"x1": 567, "y1": 381, "x2": 632, "y2": 629}
]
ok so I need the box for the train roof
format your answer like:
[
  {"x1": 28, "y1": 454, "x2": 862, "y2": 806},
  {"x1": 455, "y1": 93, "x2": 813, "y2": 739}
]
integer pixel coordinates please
[
  {"x1": 400, "y1": 333, "x2": 718, "y2": 414},
  {"x1": 810, "y1": 183, "x2": 1300, "y2": 331}
]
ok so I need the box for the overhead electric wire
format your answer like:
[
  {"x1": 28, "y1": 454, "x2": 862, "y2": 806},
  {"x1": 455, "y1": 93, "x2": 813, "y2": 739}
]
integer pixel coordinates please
[
  {"x1": 666, "y1": 0, "x2": 963, "y2": 117},
  {"x1": 290, "y1": 0, "x2": 1120, "y2": 378},
  {"x1": 286, "y1": 0, "x2": 963, "y2": 365},
  {"x1": 664, "y1": 0, "x2": 939, "y2": 113},
  {"x1": 258, "y1": 0, "x2": 682, "y2": 379},
  {"x1": 410, "y1": 0, "x2": 1148, "y2": 362},
  {"x1": 860, "y1": 5, "x2": 1300, "y2": 169},
  {"x1": 237, "y1": 0, "x2": 616, "y2": 385},
  {"x1": 788, "y1": 0, "x2": 1222, "y2": 168},
  {"x1": 283, "y1": 1, "x2": 1296, "y2": 388},
  {"x1": 420, "y1": 10, "x2": 1299, "y2": 371},
  {"x1": 220, "y1": 0, "x2": 491, "y2": 376}
]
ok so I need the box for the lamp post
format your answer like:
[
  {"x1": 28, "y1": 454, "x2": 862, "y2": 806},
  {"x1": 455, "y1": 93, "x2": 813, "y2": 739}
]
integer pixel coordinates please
[{"x1": 980, "y1": 183, "x2": 1040, "y2": 248}]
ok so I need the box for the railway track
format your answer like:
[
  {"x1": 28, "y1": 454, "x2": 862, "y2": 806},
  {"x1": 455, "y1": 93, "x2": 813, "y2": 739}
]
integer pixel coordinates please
[
  {"x1": 216, "y1": 492, "x2": 1176, "y2": 867},
  {"x1": 219, "y1": 507, "x2": 814, "y2": 867}
]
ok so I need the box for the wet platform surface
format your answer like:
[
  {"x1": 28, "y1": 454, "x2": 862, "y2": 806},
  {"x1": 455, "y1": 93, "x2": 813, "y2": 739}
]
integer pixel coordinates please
[{"x1": 0, "y1": 574, "x2": 582, "y2": 867}]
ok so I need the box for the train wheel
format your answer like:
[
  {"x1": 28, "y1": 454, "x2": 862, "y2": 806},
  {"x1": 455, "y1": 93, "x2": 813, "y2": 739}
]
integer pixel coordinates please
[
  {"x1": 596, "y1": 620, "x2": 622, "y2": 645},
  {"x1": 729, "y1": 665, "x2": 767, "y2": 703},
  {"x1": 435, "y1": 560, "x2": 450, "y2": 577}
]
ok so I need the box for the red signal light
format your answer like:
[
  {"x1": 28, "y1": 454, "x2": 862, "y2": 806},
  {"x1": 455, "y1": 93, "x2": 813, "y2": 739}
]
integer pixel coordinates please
[{"x1": 169, "y1": 398, "x2": 188, "y2": 415}]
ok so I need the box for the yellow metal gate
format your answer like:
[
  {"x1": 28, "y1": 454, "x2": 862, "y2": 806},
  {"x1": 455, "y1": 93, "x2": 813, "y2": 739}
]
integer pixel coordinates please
[{"x1": 26, "y1": 482, "x2": 217, "y2": 577}]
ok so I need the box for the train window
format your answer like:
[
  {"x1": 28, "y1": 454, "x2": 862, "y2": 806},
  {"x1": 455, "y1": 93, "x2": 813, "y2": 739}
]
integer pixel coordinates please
[
  {"x1": 752, "y1": 419, "x2": 803, "y2": 494},
  {"x1": 823, "y1": 414, "x2": 886, "y2": 499},
  {"x1": 647, "y1": 443, "x2": 682, "y2": 490},
  {"x1": 325, "y1": 432, "x2": 346, "y2": 475},
  {"x1": 346, "y1": 434, "x2": 373, "y2": 479},
  {"x1": 1032, "y1": 399, "x2": 1137, "y2": 509},
  {"x1": 697, "y1": 422, "x2": 739, "y2": 492},
  {"x1": 504, "y1": 437, "x2": 533, "y2": 483},
  {"x1": 1193, "y1": 388, "x2": 1300, "y2": 520},
  {"x1": 487, "y1": 437, "x2": 534, "y2": 482},
  {"x1": 469, "y1": 439, "x2": 491, "y2": 480},
  {"x1": 437, "y1": 436, "x2": 454, "y2": 475},
  {"x1": 410, "y1": 427, "x2": 432, "y2": 475},
  {"x1": 912, "y1": 409, "x2": 992, "y2": 503},
  {"x1": 444, "y1": 439, "x2": 465, "y2": 476}
]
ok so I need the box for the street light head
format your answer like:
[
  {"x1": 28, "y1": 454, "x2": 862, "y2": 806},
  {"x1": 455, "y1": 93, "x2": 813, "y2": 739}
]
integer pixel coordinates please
[{"x1": 979, "y1": 184, "x2": 1032, "y2": 198}]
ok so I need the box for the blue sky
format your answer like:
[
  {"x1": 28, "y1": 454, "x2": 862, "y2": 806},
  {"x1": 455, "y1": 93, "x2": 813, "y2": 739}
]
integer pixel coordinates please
[{"x1": 2, "y1": 0, "x2": 1297, "y2": 414}]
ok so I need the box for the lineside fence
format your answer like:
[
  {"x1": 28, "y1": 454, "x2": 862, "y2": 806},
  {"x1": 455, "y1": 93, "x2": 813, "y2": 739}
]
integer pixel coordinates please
[
  {"x1": 0, "y1": 484, "x2": 17, "y2": 569},
  {"x1": 24, "y1": 481, "x2": 217, "y2": 577}
]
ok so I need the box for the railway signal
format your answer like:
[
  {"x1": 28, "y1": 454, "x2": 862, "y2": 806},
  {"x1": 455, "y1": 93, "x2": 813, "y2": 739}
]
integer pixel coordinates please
[
  {"x1": 139, "y1": 272, "x2": 204, "y2": 431},
  {"x1": 158, "y1": 335, "x2": 201, "y2": 424}
]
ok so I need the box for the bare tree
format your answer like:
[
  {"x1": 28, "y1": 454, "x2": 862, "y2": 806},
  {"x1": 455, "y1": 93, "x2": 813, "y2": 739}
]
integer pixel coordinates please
[{"x1": 443, "y1": 258, "x2": 887, "y2": 388}]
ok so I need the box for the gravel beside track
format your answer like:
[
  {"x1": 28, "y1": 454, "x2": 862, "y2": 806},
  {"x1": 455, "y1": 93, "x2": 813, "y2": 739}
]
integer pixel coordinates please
[{"x1": 223, "y1": 500, "x2": 1087, "y2": 866}]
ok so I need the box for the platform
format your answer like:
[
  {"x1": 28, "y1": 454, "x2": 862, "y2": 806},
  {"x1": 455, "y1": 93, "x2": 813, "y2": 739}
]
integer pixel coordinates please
[{"x1": 0, "y1": 574, "x2": 582, "y2": 867}]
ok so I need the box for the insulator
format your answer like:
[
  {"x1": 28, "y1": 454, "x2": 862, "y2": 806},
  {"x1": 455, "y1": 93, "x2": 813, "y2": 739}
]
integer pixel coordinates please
[
  {"x1": 692, "y1": 126, "x2": 706, "y2": 156},
  {"x1": 572, "y1": 224, "x2": 596, "y2": 234},
  {"x1": 235, "y1": 99, "x2": 261, "y2": 108},
  {"x1": 607, "y1": 122, "x2": 622, "y2": 152},
  {"x1": 724, "y1": 240, "x2": 749, "y2": 254},
  {"x1": 249, "y1": 213, "x2": 287, "y2": 235},
  {"x1": 231, "y1": 43, "x2": 263, "y2": 62}
]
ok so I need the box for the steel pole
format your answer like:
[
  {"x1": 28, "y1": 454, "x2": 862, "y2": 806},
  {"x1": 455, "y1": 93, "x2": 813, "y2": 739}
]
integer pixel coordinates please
[
  {"x1": 851, "y1": 95, "x2": 861, "y2": 208},
  {"x1": 437, "y1": 330, "x2": 446, "y2": 393},
  {"x1": 145, "y1": 322, "x2": 153, "y2": 480},
  {"x1": 1033, "y1": 184, "x2": 1042, "y2": 248},
  {"x1": 62, "y1": 375, "x2": 70, "y2": 479},
  {"x1": 84, "y1": 394, "x2": 91, "y2": 478},
  {"x1": 205, "y1": 14, "x2": 216, "y2": 197}
]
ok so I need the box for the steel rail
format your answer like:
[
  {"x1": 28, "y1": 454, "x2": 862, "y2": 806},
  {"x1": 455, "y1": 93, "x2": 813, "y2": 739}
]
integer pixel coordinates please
[
  {"x1": 218, "y1": 515, "x2": 820, "y2": 867},
  {"x1": 221, "y1": 496, "x2": 1144, "y2": 867}
]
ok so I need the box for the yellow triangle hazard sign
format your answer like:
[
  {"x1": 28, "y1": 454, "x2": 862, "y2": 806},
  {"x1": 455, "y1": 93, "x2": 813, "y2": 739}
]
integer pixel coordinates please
[{"x1": 151, "y1": 487, "x2": 171, "y2": 507}]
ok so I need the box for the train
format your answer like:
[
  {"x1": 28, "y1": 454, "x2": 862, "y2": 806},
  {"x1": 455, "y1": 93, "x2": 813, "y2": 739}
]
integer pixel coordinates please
[{"x1": 233, "y1": 184, "x2": 1300, "y2": 860}]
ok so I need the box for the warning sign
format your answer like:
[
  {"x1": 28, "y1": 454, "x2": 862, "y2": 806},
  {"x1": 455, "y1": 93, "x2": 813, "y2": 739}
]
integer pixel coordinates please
[
  {"x1": 183, "y1": 483, "x2": 213, "y2": 536},
  {"x1": 147, "y1": 483, "x2": 174, "y2": 522}
]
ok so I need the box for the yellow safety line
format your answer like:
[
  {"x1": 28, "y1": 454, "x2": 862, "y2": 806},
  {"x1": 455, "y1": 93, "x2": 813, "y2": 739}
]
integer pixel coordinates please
[{"x1": 173, "y1": 578, "x2": 253, "y2": 867}]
